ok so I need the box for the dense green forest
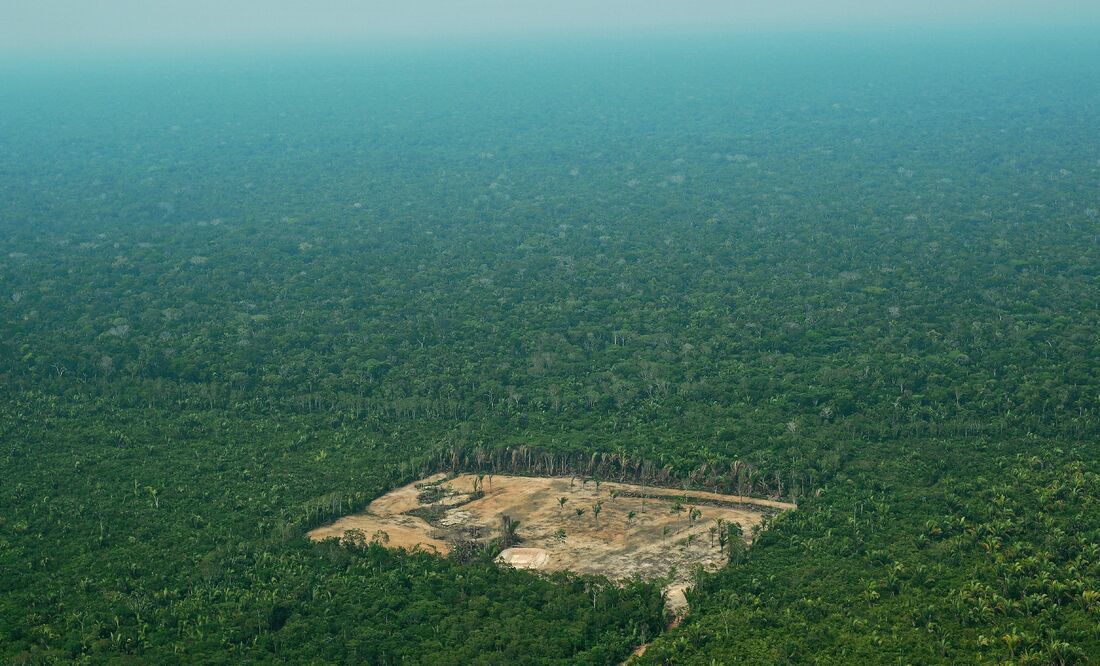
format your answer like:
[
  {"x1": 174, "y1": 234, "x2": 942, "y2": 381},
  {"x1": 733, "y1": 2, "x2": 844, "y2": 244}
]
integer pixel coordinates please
[{"x1": 2, "y1": 33, "x2": 1099, "y2": 663}]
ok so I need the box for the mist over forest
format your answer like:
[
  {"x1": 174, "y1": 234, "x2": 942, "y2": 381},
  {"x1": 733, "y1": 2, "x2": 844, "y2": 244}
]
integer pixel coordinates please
[{"x1": 2, "y1": 20, "x2": 1099, "y2": 666}]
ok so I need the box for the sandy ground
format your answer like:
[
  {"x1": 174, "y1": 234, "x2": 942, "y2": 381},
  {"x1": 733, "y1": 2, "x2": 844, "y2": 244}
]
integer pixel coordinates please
[
  {"x1": 306, "y1": 474, "x2": 452, "y2": 552},
  {"x1": 663, "y1": 583, "x2": 691, "y2": 614},
  {"x1": 309, "y1": 473, "x2": 793, "y2": 613},
  {"x1": 498, "y1": 547, "x2": 551, "y2": 569}
]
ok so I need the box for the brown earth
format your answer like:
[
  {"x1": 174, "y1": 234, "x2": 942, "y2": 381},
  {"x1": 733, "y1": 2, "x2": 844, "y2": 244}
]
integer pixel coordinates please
[{"x1": 308, "y1": 473, "x2": 795, "y2": 613}]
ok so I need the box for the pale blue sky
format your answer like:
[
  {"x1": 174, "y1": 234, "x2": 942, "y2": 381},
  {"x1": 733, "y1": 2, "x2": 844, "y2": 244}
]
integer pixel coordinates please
[{"x1": 5, "y1": 1, "x2": 1100, "y2": 53}]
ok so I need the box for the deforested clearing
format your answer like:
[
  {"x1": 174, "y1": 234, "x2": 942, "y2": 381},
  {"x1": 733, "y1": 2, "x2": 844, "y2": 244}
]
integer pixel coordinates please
[{"x1": 309, "y1": 473, "x2": 794, "y2": 589}]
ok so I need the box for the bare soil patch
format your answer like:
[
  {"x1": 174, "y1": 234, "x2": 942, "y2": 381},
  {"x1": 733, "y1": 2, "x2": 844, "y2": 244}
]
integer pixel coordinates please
[
  {"x1": 309, "y1": 473, "x2": 794, "y2": 611},
  {"x1": 498, "y1": 547, "x2": 551, "y2": 570}
]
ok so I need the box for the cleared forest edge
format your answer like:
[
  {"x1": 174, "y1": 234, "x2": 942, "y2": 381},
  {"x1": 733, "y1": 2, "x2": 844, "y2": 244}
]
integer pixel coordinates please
[{"x1": 309, "y1": 473, "x2": 793, "y2": 608}]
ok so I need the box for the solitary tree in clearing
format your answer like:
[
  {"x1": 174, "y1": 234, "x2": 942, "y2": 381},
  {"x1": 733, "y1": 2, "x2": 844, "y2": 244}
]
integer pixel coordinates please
[
  {"x1": 627, "y1": 510, "x2": 637, "y2": 525},
  {"x1": 714, "y1": 518, "x2": 727, "y2": 550},
  {"x1": 688, "y1": 506, "x2": 701, "y2": 527},
  {"x1": 557, "y1": 497, "x2": 568, "y2": 514},
  {"x1": 724, "y1": 522, "x2": 745, "y2": 560},
  {"x1": 593, "y1": 501, "x2": 603, "y2": 530},
  {"x1": 500, "y1": 514, "x2": 520, "y2": 548}
]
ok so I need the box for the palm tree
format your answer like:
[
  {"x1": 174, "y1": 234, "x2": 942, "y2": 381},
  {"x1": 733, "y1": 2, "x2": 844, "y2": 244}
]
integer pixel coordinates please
[
  {"x1": 557, "y1": 497, "x2": 568, "y2": 514},
  {"x1": 593, "y1": 501, "x2": 603, "y2": 530},
  {"x1": 688, "y1": 506, "x2": 701, "y2": 526},
  {"x1": 500, "y1": 514, "x2": 520, "y2": 548},
  {"x1": 627, "y1": 510, "x2": 636, "y2": 525},
  {"x1": 1082, "y1": 589, "x2": 1100, "y2": 612},
  {"x1": 1001, "y1": 629, "x2": 1022, "y2": 660},
  {"x1": 724, "y1": 522, "x2": 745, "y2": 559},
  {"x1": 1047, "y1": 639, "x2": 1078, "y2": 665},
  {"x1": 145, "y1": 486, "x2": 160, "y2": 509}
]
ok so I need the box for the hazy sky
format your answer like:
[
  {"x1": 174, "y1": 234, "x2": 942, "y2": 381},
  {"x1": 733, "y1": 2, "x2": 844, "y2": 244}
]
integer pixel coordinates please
[{"x1": 5, "y1": 1, "x2": 1100, "y2": 53}]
